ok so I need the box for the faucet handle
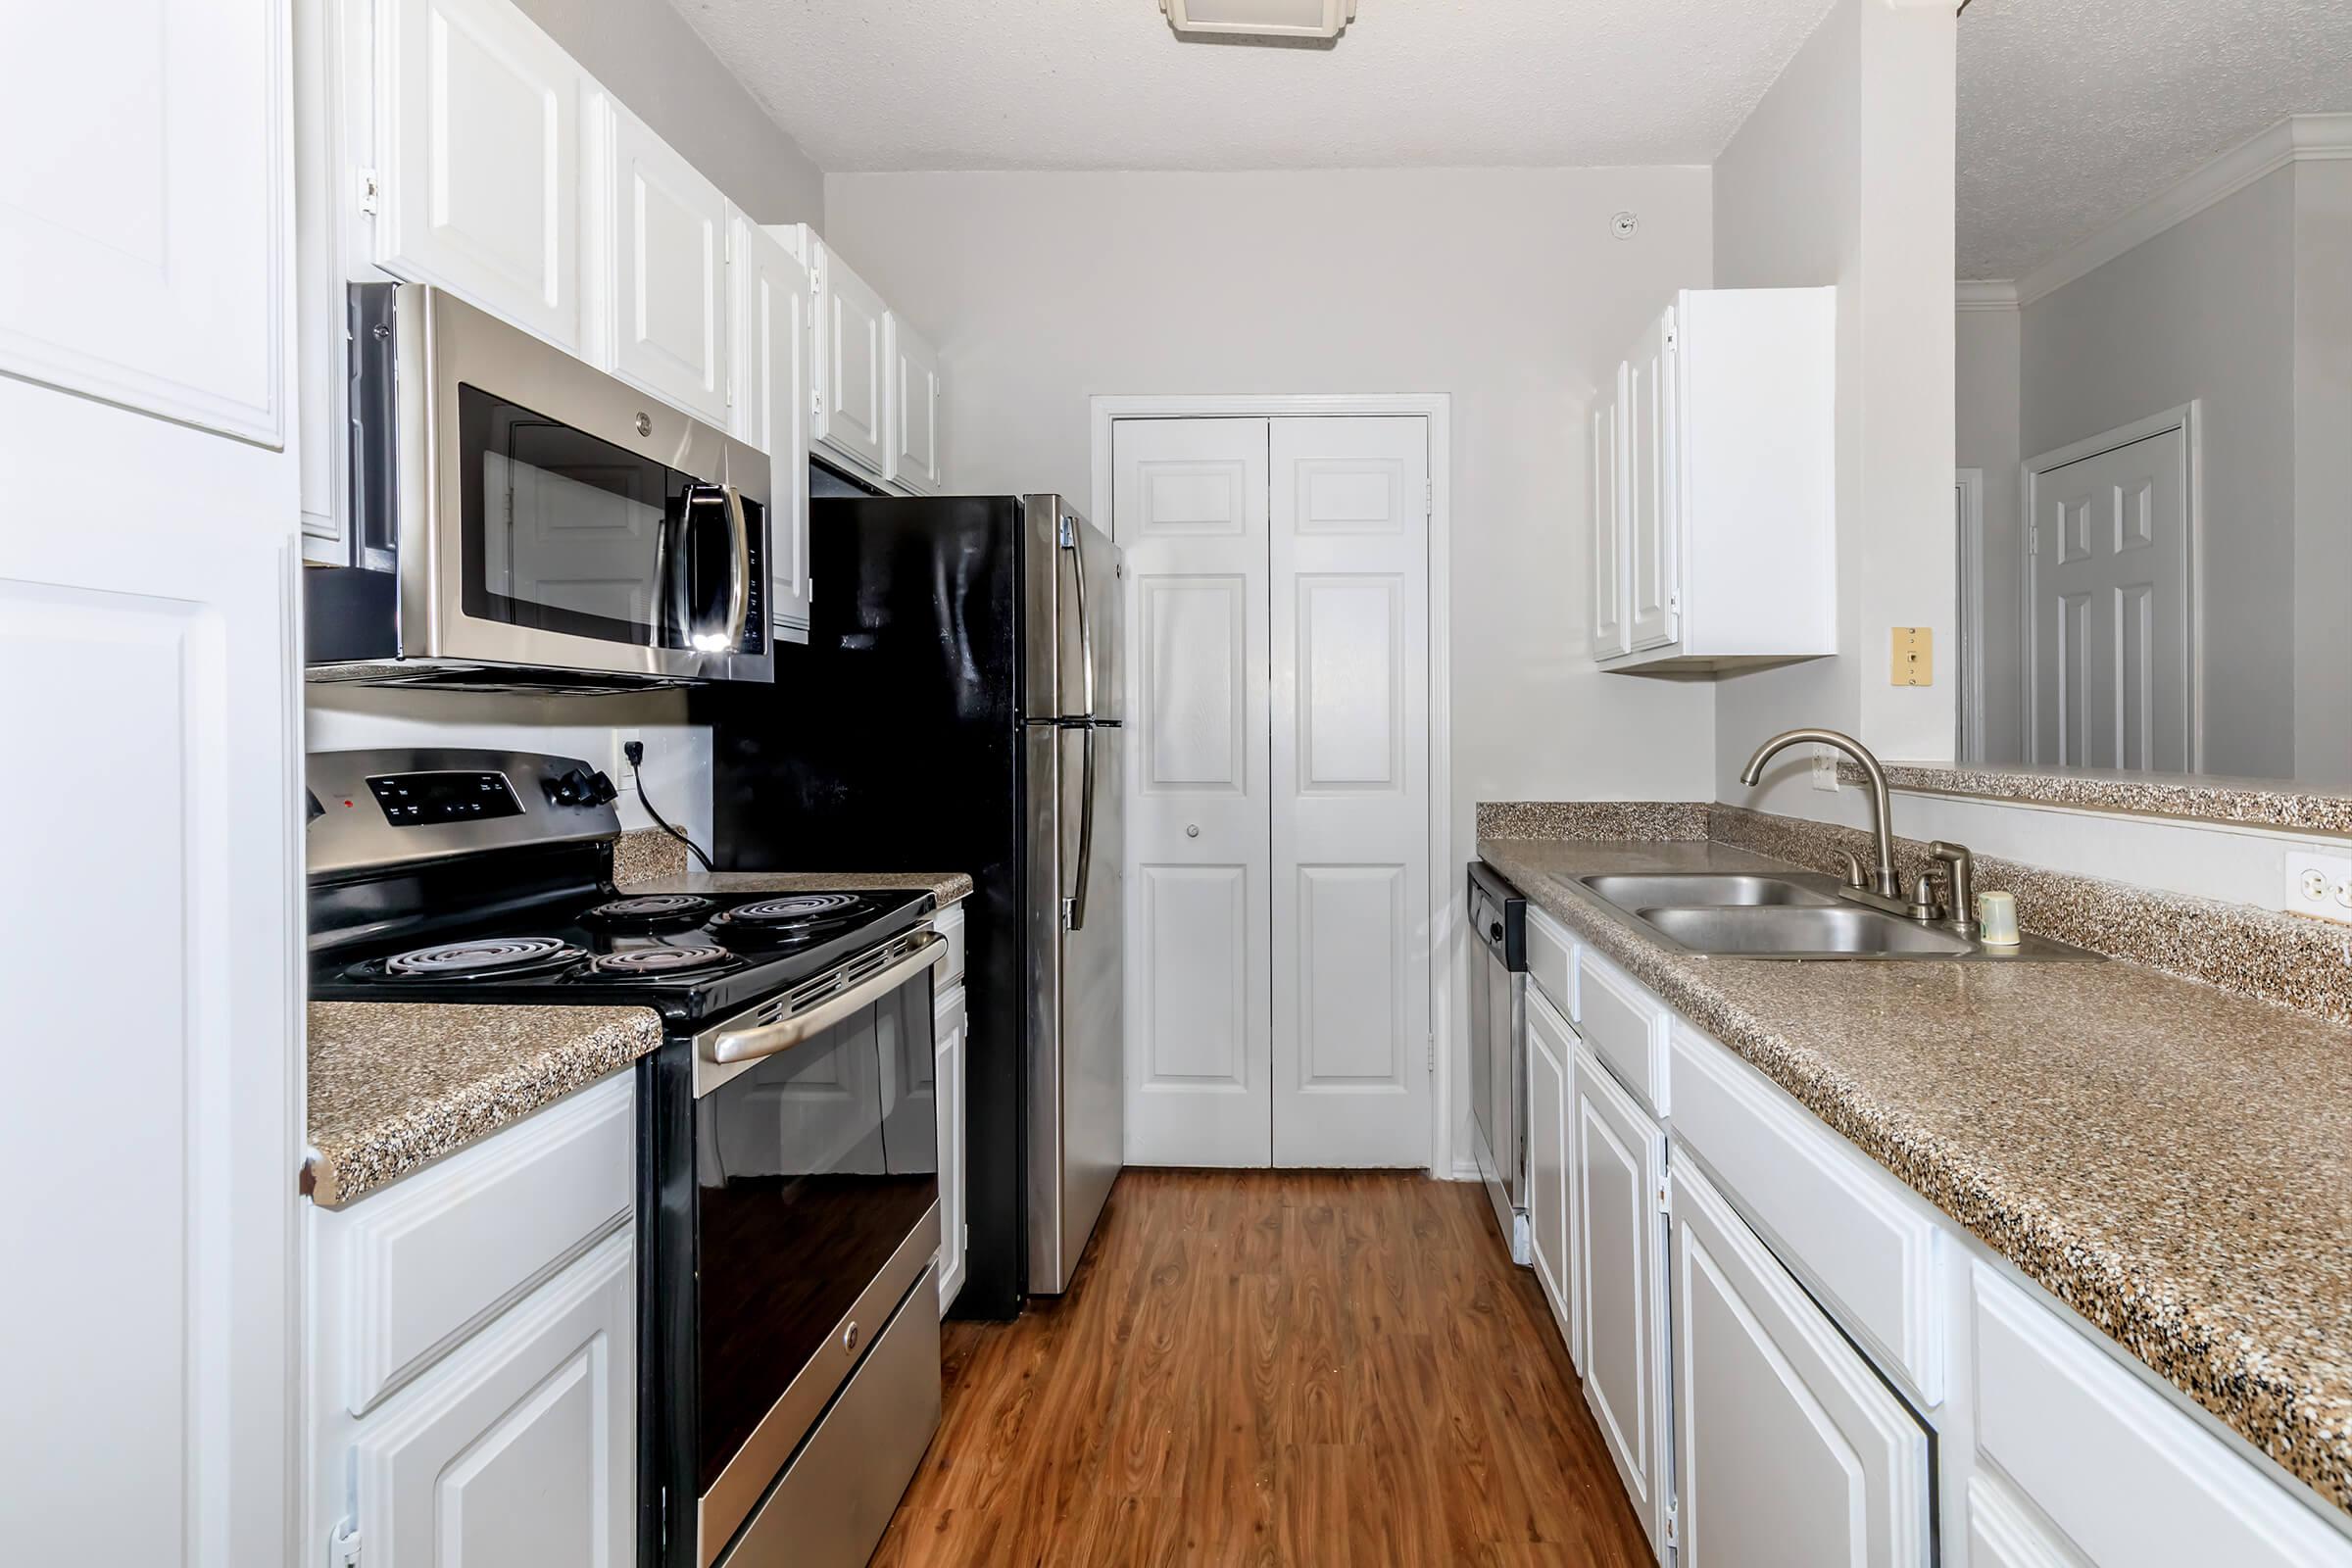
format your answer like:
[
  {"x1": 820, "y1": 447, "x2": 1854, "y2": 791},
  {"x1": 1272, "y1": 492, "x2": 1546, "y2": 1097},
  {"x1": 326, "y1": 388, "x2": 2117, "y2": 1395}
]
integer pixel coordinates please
[
  {"x1": 1930, "y1": 841, "x2": 1979, "y2": 939},
  {"x1": 1838, "y1": 850, "x2": 1867, "y2": 890},
  {"x1": 1908, "y1": 869, "x2": 1946, "y2": 923}
]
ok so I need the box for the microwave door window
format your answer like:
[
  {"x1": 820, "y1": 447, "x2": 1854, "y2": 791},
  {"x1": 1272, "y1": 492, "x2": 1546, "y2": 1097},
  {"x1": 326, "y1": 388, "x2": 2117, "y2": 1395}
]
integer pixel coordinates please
[{"x1": 461, "y1": 384, "x2": 672, "y2": 646}]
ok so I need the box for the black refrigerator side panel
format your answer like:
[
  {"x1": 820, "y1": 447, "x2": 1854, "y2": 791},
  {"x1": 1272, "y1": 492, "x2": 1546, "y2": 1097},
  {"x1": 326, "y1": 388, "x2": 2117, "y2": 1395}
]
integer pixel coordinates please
[{"x1": 698, "y1": 495, "x2": 1031, "y2": 1318}]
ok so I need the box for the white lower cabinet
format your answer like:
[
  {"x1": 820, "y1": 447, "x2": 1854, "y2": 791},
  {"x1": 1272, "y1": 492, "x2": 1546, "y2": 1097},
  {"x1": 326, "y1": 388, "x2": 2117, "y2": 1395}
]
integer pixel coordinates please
[
  {"x1": 352, "y1": 1230, "x2": 635, "y2": 1568},
  {"x1": 1671, "y1": 1158, "x2": 1933, "y2": 1566},
  {"x1": 311, "y1": 1075, "x2": 639, "y2": 1568},
  {"x1": 1572, "y1": 1042, "x2": 1673, "y2": 1555},
  {"x1": 935, "y1": 978, "x2": 968, "y2": 1312},
  {"x1": 1526, "y1": 985, "x2": 1578, "y2": 1367},
  {"x1": 1507, "y1": 891, "x2": 2352, "y2": 1568}
]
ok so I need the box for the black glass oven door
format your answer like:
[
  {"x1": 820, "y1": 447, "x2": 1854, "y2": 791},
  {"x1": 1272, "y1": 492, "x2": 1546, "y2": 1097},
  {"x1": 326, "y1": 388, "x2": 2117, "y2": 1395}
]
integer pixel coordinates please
[{"x1": 692, "y1": 972, "x2": 937, "y2": 1497}]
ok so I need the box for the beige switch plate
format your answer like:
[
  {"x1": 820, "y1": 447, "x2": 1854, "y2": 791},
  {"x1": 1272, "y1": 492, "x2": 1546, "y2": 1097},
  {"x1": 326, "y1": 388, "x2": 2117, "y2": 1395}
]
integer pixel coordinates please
[{"x1": 1891, "y1": 627, "x2": 1933, "y2": 686}]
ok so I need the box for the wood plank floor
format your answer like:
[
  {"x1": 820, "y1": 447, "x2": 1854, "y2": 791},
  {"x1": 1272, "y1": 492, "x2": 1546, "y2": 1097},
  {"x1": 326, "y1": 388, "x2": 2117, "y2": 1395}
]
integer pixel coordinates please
[{"x1": 870, "y1": 1169, "x2": 1652, "y2": 1567}]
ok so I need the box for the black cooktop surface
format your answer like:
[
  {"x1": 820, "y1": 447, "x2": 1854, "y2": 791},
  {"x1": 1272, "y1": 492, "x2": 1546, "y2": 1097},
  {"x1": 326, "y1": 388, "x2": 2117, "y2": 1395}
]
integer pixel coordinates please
[{"x1": 309, "y1": 886, "x2": 935, "y2": 1026}]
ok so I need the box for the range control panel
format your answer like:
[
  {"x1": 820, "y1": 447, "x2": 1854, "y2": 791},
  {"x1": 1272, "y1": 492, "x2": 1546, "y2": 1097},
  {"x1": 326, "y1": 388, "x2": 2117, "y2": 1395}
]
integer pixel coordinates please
[{"x1": 366, "y1": 770, "x2": 522, "y2": 827}]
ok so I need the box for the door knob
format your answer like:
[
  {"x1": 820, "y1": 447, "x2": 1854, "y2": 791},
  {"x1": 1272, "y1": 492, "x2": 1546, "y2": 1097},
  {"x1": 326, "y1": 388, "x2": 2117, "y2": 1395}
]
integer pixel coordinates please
[{"x1": 1186, "y1": 823, "x2": 1200, "y2": 838}]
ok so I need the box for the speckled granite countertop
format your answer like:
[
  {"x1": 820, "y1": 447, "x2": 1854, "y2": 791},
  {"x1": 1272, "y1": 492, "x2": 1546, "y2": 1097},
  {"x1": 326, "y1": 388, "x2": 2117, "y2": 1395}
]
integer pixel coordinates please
[
  {"x1": 304, "y1": 1002, "x2": 661, "y2": 1208},
  {"x1": 1478, "y1": 833, "x2": 2352, "y2": 1516}
]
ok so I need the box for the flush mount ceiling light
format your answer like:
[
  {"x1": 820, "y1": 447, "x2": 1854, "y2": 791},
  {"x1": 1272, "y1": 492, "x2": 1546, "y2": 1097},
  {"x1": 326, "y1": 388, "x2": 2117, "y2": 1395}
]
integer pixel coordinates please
[{"x1": 1159, "y1": 0, "x2": 1358, "y2": 41}]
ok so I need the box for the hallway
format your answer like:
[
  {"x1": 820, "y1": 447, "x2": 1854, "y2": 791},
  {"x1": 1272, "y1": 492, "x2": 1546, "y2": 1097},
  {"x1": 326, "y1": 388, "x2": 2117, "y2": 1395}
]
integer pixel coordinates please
[{"x1": 871, "y1": 1169, "x2": 1652, "y2": 1566}]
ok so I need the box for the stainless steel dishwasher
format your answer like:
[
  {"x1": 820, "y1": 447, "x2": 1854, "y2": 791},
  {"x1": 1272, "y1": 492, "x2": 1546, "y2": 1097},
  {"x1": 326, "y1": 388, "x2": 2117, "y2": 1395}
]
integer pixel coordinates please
[{"x1": 1467, "y1": 862, "x2": 1530, "y2": 1264}]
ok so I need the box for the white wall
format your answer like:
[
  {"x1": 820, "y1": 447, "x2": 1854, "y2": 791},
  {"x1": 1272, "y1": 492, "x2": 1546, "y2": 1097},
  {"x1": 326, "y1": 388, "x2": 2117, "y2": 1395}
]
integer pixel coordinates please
[
  {"x1": 513, "y1": 0, "x2": 822, "y2": 224},
  {"x1": 1956, "y1": 302, "x2": 2023, "y2": 761},
  {"x1": 1708, "y1": 0, "x2": 1958, "y2": 817},
  {"x1": 2019, "y1": 168, "x2": 2298, "y2": 781},
  {"x1": 823, "y1": 164, "x2": 1719, "y2": 1168},
  {"x1": 823, "y1": 165, "x2": 1723, "y2": 833}
]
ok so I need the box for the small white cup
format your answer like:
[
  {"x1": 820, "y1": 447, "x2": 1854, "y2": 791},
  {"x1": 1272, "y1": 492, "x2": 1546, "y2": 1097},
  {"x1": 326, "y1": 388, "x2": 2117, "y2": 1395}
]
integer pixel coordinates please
[{"x1": 1977, "y1": 890, "x2": 2020, "y2": 946}]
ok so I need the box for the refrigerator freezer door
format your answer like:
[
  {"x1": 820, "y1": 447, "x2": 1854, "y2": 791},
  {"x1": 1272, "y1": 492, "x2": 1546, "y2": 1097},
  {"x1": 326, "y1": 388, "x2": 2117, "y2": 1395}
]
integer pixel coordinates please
[
  {"x1": 1020, "y1": 495, "x2": 1124, "y2": 723},
  {"x1": 1024, "y1": 722, "x2": 1126, "y2": 1294}
]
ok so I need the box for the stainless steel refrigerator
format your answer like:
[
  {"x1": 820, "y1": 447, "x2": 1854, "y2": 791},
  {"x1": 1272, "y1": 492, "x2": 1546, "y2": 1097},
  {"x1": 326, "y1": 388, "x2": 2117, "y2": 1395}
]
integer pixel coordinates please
[{"x1": 700, "y1": 493, "x2": 1124, "y2": 1313}]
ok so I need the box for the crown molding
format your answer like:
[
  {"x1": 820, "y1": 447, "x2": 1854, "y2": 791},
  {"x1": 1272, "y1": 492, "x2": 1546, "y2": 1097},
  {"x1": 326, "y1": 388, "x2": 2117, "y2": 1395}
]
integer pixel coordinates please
[
  {"x1": 1955, "y1": 279, "x2": 2019, "y2": 313},
  {"x1": 2010, "y1": 112, "x2": 2352, "y2": 309}
]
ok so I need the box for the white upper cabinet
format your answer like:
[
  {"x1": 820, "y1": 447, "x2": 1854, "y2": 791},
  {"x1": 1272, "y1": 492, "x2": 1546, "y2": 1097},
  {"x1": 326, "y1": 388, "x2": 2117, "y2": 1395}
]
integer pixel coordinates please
[
  {"x1": 0, "y1": 1, "x2": 286, "y2": 444},
  {"x1": 810, "y1": 236, "x2": 890, "y2": 477},
  {"x1": 1672, "y1": 1160, "x2": 1933, "y2": 1567},
  {"x1": 1591, "y1": 286, "x2": 1836, "y2": 673},
  {"x1": 1590, "y1": 369, "x2": 1629, "y2": 660},
  {"x1": 733, "y1": 215, "x2": 813, "y2": 638},
  {"x1": 886, "y1": 312, "x2": 944, "y2": 494},
  {"x1": 373, "y1": 0, "x2": 588, "y2": 354},
  {"x1": 601, "y1": 101, "x2": 729, "y2": 426}
]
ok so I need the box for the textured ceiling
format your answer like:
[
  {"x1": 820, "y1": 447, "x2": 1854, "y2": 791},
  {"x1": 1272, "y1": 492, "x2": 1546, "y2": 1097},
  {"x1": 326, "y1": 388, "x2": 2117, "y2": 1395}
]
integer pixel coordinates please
[
  {"x1": 665, "y1": 0, "x2": 1841, "y2": 172},
  {"x1": 1959, "y1": 0, "x2": 2352, "y2": 279}
]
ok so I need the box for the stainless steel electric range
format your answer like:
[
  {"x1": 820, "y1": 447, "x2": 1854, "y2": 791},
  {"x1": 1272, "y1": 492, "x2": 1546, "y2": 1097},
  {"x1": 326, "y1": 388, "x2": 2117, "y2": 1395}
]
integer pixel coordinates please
[{"x1": 307, "y1": 747, "x2": 948, "y2": 1568}]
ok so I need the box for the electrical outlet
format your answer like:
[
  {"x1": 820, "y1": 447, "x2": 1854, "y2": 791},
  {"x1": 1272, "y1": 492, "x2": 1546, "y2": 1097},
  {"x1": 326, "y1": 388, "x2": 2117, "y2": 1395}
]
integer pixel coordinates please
[
  {"x1": 2284, "y1": 850, "x2": 2352, "y2": 924},
  {"x1": 612, "y1": 728, "x2": 644, "y2": 781},
  {"x1": 1812, "y1": 749, "x2": 1840, "y2": 793}
]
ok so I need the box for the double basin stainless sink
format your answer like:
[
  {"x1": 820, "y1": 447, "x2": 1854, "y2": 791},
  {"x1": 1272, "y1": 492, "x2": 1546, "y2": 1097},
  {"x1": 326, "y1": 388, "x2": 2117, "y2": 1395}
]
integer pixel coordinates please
[{"x1": 1578, "y1": 872, "x2": 2103, "y2": 961}]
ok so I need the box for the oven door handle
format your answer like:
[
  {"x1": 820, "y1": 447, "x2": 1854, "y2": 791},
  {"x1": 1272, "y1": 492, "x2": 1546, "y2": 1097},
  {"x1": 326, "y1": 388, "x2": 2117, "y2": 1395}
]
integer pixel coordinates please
[{"x1": 702, "y1": 933, "x2": 947, "y2": 1066}]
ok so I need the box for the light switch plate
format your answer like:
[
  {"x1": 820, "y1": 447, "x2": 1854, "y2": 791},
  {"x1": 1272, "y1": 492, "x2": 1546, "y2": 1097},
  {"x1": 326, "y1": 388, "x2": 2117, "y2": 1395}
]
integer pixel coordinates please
[
  {"x1": 2284, "y1": 850, "x2": 2352, "y2": 924},
  {"x1": 1891, "y1": 627, "x2": 1933, "y2": 686}
]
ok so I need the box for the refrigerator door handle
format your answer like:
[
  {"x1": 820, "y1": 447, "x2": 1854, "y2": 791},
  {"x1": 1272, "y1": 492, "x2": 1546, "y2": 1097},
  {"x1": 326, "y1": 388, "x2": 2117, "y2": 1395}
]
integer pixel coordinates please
[
  {"x1": 1063, "y1": 518, "x2": 1098, "y2": 719},
  {"x1": 1067, "y1": 723, "x2": 1097, "y2": 931}
]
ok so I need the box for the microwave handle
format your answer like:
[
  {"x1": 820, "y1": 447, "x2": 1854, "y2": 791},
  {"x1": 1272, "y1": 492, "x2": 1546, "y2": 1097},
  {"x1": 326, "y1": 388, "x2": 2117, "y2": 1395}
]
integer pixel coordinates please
[
  {"x1": 675, "y1": 483, "x2": 753, "y2": 651},
  {"x1": 717, "y1": 483, "x2": 751, "y2": 650}
]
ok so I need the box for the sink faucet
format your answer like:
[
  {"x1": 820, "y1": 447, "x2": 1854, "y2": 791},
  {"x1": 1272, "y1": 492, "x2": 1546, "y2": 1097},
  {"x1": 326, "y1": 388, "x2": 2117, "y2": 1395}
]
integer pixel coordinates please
[{"x1": 1739, "y1": 728, "x2": 1899, "y2": 900}]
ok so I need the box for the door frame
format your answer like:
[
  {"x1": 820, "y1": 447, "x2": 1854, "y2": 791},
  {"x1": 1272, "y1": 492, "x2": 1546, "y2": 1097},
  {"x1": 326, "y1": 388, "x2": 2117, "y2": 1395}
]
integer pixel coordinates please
[
  {"x1": 2020, "y1": 401, "x2": 2204, "y2": 771},
  {"x1": 1090, "y1": 392, "x2": 1455, "y2": 1180},
  {"x1": 1954, "y1": 467, "x2": 1984, "y2": 763}
]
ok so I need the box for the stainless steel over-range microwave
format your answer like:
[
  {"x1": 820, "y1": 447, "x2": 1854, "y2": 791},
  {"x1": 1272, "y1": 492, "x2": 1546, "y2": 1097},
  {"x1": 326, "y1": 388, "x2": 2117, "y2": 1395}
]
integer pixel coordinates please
[{"x1": 306, "y1": 283, "x2": 774, "y2": 689}]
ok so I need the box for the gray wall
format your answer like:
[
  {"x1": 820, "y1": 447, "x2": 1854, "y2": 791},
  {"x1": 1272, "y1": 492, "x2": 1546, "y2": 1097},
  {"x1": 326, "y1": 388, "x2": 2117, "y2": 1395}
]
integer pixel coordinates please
[
  {"x1": 1956, "y1": 304, "x2": 2023, "y2": 762},
  {"x1": 2018, "y1": 168, "x2": 2297, "y2": 781},
  {"x1": 2292, "y1": 160, "x2": 2352, "y2": 786},
  {"x1": 514, "y1": 0, "x2": 823, "y2": 224}
]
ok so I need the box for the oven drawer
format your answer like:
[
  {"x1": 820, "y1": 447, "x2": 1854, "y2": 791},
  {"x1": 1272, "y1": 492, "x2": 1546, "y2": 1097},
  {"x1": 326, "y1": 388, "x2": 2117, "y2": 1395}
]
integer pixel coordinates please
[
  {"x1": 715, "y1": 1263, "x2": 943, "y2": 1568},
  {"x1": 328, "y1": 1072, "x2": 635, "y2": 1415}
]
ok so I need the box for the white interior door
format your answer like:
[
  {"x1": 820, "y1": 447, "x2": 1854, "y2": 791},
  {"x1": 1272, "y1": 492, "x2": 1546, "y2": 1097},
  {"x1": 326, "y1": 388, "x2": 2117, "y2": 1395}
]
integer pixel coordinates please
[
  {"x1": 1268, "y1": 416, "x2": 1431, "y2": 1168},
  {"x1": 2027, "y1": 420, "x2": 2193, "y2": 771},
  {"x1": 1116, "y1": 417, "x2": 1275, "y2": 1167}
]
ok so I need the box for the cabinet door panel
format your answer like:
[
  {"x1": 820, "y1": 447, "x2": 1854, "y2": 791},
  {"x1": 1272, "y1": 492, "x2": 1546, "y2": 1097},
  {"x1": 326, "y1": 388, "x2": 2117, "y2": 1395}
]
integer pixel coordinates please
[
  {"x1": 813, "y1": 240, "x2": 888, "y2": 475},
  {"x1": 1591, "y1": 370, "x2": 1630, "y2": 659},
  {"x1": 1672, "y1": 1159, "x2": 1933, "y2": 1567},
  {"x1": 1627, "y1": 306, "x2": 1680, "y2": 650},
  {"x1": 935, "y1": 983, "x2": 968, "y2": 1312},
  {"x1": 1573, "y1": 1043, "x2": 1670, "y2": 1551},
  {"x1": 732, "y1": 216, "x2": 812, "y2": 638},
  {"x1": 376, "y1": 0, "x2": 584, "y2": 352},
  {"x1": 886, "y1": 313, "x2": 943, "y2": 493},
  {"x1": 355, "y1": 1233, "x2": 634, "y2": 1568},
  {"x1": 1527, "y1": 989, "x2": 1575, "y2": 1363},
  {"x1": 0, "y1": 0, "x2": 286, "y2": 442},
  {"x1": 605, "y1": 104, "x2": 728, "y2": 424}
]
